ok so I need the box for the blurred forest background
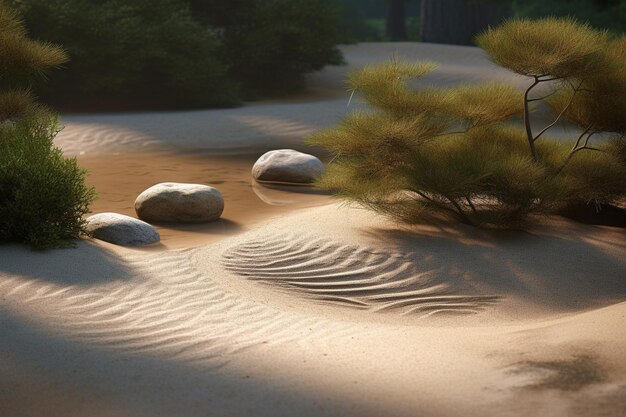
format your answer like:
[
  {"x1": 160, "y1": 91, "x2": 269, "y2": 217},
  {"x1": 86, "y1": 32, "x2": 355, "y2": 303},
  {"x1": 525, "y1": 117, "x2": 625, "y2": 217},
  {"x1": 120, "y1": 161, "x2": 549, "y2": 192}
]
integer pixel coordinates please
[
  {"x1": 6, "y1": 0, "x2": 625, "y2": 111},
  {"x1": 338, "y1": 0, "x2": 625, "y2": 42}
]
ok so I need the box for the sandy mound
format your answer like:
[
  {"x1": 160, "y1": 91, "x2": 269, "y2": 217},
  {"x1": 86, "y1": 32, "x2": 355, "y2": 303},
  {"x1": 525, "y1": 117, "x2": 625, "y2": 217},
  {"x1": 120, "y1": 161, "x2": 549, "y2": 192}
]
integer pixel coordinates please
[
  {"x1": 222, "y1": 233, "x2": 501, "y2": 315},
  {"x1": 208, "y1": 204, "x2": 626, "y2": 321},
  {"x1": 2, "y1": 204, "x2": 625, "y2": 417}
]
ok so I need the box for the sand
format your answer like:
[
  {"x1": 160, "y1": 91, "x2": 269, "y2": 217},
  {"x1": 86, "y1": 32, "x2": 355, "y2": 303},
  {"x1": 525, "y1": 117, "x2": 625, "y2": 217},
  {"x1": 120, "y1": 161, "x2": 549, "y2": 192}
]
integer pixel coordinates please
[
  {"x1": 55, "y1": 43, "x2": 573, "y2": 157},
  {"x1": 1, "y1": 42, "x2": 625, "y2": 417},
  {"x1": 78, "y1": 151, "x2": 330, "y2": 248}
]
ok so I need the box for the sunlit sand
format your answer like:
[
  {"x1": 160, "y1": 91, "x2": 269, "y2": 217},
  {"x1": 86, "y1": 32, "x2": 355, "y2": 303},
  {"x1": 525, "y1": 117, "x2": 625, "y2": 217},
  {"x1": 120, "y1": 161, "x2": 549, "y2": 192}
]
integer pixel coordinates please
[{"x1": 1, "y1": 43, "x2": 625, "y2": 417}]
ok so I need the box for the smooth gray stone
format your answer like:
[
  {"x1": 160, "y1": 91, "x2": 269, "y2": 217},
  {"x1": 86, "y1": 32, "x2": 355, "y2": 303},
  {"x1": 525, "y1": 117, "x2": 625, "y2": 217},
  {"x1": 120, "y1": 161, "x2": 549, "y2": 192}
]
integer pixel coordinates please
[
  {"x1": 252, "y1": 149, "x2": 324, "y2": 184},
  {"x1": 135, "y1": 182, "x2": 224, "y2": 223},
  {"x1": 86, "y1": 212, "x2": 160, "y2": 246}
]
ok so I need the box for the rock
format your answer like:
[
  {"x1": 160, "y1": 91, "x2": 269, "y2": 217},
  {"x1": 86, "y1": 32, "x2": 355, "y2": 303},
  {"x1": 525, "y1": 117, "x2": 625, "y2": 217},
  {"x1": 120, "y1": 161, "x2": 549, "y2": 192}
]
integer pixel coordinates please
[
  {"x1": 86, "y1": 213, "x2": 160, "y2": 246},
  {"x1": 252, "y1": 149, "x2": 324, "y2": 184},
  {"x1": 134, "y1": 182, "x2": 224, "y2": 223}
]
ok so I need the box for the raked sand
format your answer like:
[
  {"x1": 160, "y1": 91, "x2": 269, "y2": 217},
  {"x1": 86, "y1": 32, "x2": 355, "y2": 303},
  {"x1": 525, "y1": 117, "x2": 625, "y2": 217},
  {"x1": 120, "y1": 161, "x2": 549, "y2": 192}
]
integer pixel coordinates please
[{"x1": 1, "y1": 43, "x2": 625, "y2": 417}]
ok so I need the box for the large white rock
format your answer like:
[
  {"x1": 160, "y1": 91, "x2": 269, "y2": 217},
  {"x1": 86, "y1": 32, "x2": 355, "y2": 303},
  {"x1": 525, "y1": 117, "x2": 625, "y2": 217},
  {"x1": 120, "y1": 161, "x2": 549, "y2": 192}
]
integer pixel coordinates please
[
  {"x1": 86, "y1": 213, "x2": 160, "y2": 246},
  {"x1": 252, "y1": 149, "x2": 324, "y2": 184},
  {"x1": 134, "y1": 182, "x2": 224, "y2": 223}
]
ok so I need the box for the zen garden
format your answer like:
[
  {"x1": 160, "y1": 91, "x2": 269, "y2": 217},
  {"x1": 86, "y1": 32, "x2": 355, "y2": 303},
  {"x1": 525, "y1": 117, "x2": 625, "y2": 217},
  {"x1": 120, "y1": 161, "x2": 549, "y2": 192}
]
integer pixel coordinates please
[{"x1": 1, "y1": 1, "x2": 625, "y2": 417}]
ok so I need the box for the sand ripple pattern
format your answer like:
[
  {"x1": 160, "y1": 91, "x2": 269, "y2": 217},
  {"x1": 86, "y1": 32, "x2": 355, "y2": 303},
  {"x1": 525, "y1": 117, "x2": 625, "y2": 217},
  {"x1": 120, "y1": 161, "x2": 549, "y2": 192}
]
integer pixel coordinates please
[
  {"x1": 222, "y1": 234, "x2": 500, "y2": 317},
  {"x1": 56, "y1": 123, "x2": 162, "y2": 155},
  {"x1": 0, "y1": 247, "x2": 355, "y2": 366}
]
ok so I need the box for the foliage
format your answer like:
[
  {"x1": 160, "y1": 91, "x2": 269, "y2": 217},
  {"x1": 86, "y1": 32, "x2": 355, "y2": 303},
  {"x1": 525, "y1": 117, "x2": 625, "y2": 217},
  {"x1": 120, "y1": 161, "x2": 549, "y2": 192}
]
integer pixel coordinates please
[
  {"x1": 188, "y1": 0, "x2": 344, "y2": 96},
  {"x1": 334, "y1": 0, "x2": 382, "y2": 43},
  {"x1": 0, "y1": 117, "x2": 96, "y2": 249},
  {"x1": 0, "y1": 6, "x2": 66, "y2": 87},
  {"x1": 310, "y1": 18, "x2": 626, "y2": 227},
  {"x1": 10, "y1": 0, "x2": 239, "y2": 110},
  {"x1": 333, "y1": 0, "x2": 420, "y2": 42},
  {"x1": 476, "y1": 18, "x2": 607, "y2": 78},
  {"x1": 547, "y1": 35, "x2": 626, "y2": 134},
  {"x1": 0, "y1": 2, "x2": 95, "y2": 248},
  {"x1": 511, "y1": 0, "x2": 626, "y2": 35},
  {"x1": 477, "y1": 18, "x2": 626, "y2": 161},
  {"x1": 332, "y1": 0, "x2": 418, "y2": 19},
  {"x1": 0, "y1": 1, "x2": 66, "y2": 118}
]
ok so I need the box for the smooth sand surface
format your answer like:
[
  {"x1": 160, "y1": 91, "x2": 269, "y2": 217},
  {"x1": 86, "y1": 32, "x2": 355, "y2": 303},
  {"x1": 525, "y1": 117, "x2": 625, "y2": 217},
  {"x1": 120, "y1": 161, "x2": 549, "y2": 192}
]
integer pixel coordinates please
[{"x1": 2, "y1": 43, "x2": 625, "y2": 417}]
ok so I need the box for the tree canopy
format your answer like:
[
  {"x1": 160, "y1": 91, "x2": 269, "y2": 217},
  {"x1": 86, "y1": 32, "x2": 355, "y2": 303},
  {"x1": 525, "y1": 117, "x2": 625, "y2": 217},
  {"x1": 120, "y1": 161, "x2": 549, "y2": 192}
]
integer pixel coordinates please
[{"x1": 310, "y1": 18, "x2": 626, "y2": 227}]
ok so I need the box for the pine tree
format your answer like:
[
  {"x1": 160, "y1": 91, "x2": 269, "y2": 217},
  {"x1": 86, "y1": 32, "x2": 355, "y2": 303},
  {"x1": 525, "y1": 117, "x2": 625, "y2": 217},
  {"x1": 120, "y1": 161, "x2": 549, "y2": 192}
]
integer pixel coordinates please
[
  {"x1": 310, "y1": 18, "x2": 626, "y2": 227},
  {"x1": 0, "y1": 1, "x2": 67, "y2": 121}
]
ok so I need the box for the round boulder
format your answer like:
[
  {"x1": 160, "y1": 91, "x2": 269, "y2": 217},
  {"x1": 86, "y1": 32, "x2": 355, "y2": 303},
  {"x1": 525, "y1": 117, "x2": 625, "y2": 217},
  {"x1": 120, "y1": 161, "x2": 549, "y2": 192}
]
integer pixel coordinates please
[
  {"x1": 86, "y1": 213, "x2": 160, "y2": 246},
  {"x1": 252, "y1": 149, "x2": 324, "y2": 184},
  {"x1": 135, "y1": 182, "x2": 224, "y2": 223}
]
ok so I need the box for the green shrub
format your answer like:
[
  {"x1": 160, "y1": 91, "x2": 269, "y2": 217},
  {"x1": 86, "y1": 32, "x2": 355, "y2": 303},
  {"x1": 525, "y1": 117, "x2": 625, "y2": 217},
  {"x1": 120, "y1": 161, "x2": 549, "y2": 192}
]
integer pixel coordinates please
[
  {"x1": 189, "y1": 0, "x2": 344, "y2": 96},
  {"x1": 0, "y1": 2, "x2": 95, "y2": 248},
  {"x1": 10, "y1": 0, "x2": 240, "y2": 110},
  {"x1": 0, "y1": 117, "x2": 95, "y2": 248},
  {"x1": 310, "y1": 18, "x2": 626, "y2": 227}
]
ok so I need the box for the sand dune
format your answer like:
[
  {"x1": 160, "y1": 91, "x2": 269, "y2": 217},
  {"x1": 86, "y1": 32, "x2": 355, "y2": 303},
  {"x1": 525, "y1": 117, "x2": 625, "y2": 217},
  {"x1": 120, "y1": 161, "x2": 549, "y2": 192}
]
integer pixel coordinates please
[{"x1": 2, "y1": 42, "x2": 625, "y2": 417}]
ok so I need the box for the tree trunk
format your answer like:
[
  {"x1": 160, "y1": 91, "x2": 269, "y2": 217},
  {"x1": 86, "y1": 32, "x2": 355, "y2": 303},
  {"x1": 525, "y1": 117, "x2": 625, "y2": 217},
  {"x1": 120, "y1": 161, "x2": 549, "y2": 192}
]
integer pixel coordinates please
[
  {"x1": 386, "y1": 0, "x2": 407, "y2": 41},
  {"x1": 420, "y1": 0, "x2": 512, "y2": 45}
]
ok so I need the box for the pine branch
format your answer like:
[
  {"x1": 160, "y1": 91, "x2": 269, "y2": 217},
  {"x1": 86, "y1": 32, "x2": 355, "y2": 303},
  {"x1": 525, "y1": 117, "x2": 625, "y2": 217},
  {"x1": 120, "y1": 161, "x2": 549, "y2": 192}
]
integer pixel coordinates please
[
  {"x1": 527, "y1": 90, "x2": 557, "y2": 102},
  {"x1": 524, "y1": 76, "x2": 542, "y2": 162},
  {"x1": 532, "y1": 79, "x2": 583, "y2": 143}
]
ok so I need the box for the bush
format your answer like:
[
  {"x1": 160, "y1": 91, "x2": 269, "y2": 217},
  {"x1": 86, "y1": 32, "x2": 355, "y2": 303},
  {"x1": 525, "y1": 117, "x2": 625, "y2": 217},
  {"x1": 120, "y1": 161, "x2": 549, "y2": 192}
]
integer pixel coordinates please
[
  {"x1": 310, "y1": 18, "x2": 626, "y2": 227},
  {"x1": 189, "y1": 0, "x2": 344, "y2": 96},
  {"x1": 0, "y1": 117, "x2": 95, "y2": 248},
  {"x1": 0, "y1": 2, "x2": 95, "y2": 248},
  {"x1": 10, "y1": 0, "x2": 240, "y2": 110}
]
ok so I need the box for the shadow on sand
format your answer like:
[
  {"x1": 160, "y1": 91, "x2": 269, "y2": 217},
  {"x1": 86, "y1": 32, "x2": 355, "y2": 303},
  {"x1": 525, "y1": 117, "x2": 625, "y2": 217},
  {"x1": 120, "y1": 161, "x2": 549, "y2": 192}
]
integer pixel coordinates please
[
  {"x1": 0, "y1": 241, "x2": 133, "y2": 285},
  {"x1": 0, "y1": 307, "x2": 413, "y2": 417},
  {"x1": 361, "y1": 220, "x2": 626, "y2": 311}
]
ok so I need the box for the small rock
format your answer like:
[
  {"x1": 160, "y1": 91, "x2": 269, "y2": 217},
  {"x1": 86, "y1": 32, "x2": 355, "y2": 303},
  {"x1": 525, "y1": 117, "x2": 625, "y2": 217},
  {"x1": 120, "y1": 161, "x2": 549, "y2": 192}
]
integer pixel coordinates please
[
  {"x1": 86, "y1": 213, "x2": 160, "y2": 246},
  {"x1": 135, "y1": 182, "x2": 224, "y2": 223},
  {"x1": 252, "y1": 149, "x2": 324, "y2": 184}
]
